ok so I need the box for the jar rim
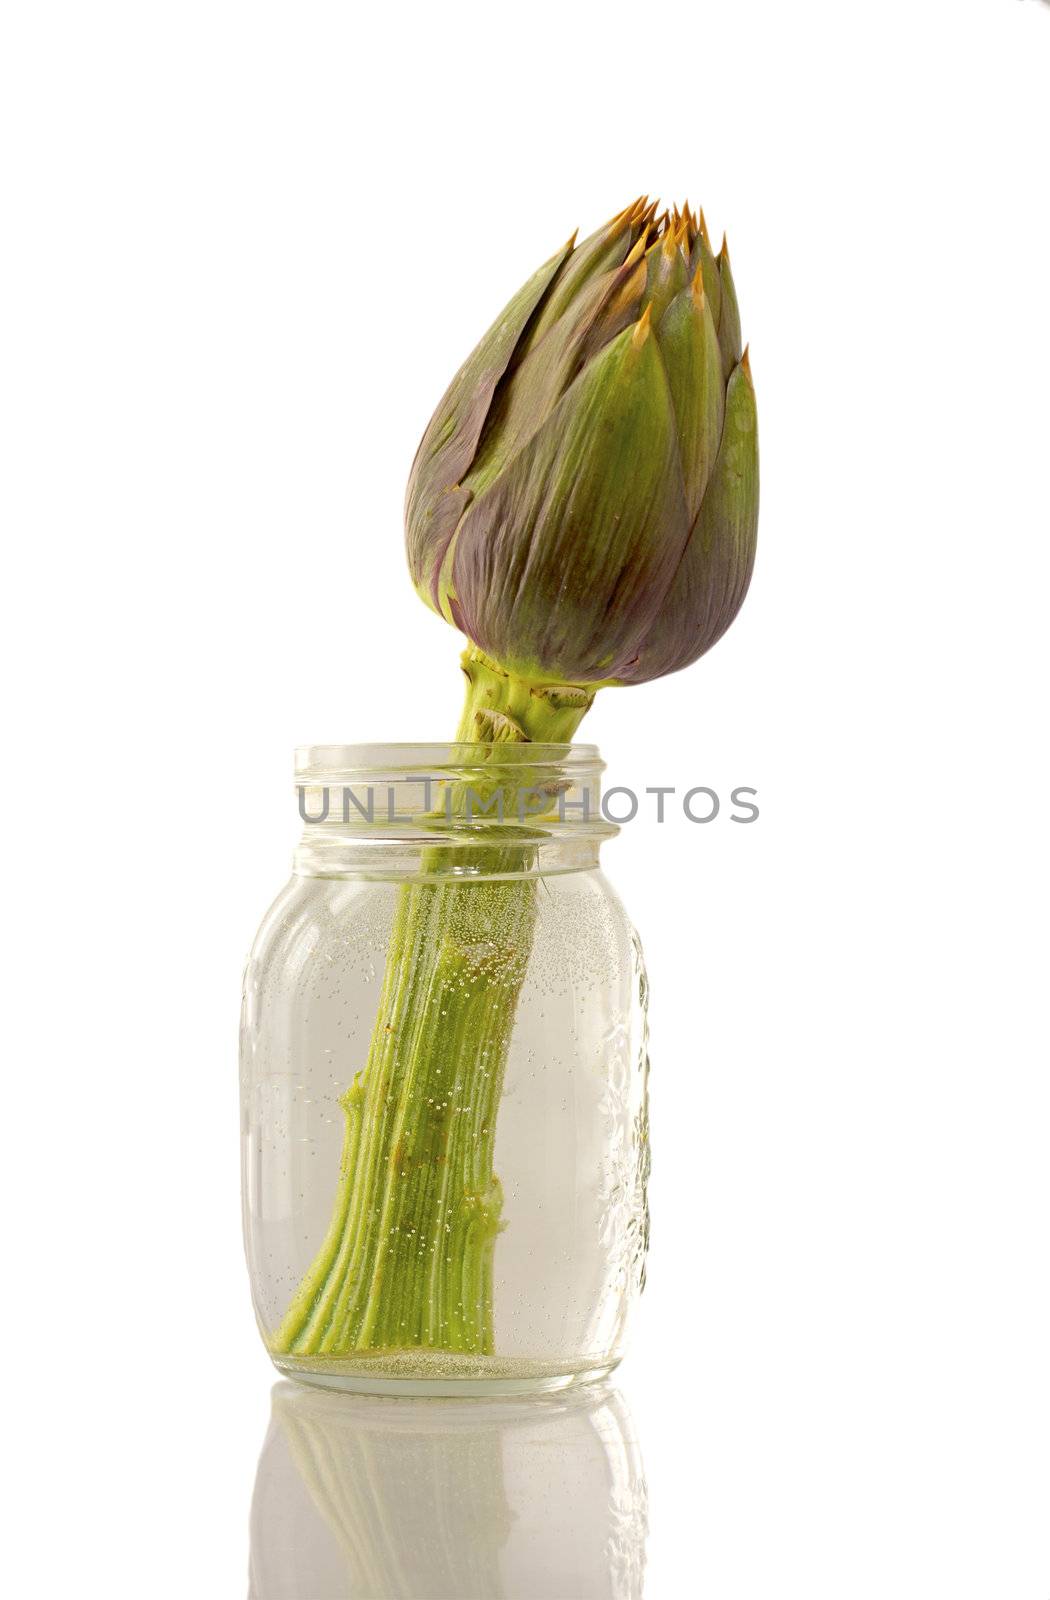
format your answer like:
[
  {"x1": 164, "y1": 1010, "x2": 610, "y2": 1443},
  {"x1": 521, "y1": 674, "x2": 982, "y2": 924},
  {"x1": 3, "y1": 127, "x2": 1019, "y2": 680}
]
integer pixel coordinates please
[{"x1": 296, "y1": 742, "x2": 603, "y2": 779}]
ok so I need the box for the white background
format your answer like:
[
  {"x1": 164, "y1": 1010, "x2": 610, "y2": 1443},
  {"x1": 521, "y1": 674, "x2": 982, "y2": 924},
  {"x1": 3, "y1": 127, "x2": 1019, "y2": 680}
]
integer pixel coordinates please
[{"x1": 3, "y1": 1, "x2": 1049, "y2": 1595}]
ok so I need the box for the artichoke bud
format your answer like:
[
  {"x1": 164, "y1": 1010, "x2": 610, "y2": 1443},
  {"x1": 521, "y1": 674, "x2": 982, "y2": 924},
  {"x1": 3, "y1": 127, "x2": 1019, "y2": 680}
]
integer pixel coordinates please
[{"x1": 405, "y1": 198, "x2": 758, "y2": 689}]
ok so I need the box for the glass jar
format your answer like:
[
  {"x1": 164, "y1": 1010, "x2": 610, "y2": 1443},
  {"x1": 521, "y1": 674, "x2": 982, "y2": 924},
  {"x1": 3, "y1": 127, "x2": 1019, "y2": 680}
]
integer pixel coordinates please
[{"x1": 241, "y1": 744, "x2": 649, "y2": 1395}]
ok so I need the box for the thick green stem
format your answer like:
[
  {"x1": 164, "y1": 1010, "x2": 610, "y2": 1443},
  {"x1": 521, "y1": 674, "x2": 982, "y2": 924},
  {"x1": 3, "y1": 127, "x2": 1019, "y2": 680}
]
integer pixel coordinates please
[
  {"x1": 452, "y1": 647, "x2": 596, "y2": 744},
  {"x1": 272, "y1": 647, "x2": 595, "y2": 1359}
]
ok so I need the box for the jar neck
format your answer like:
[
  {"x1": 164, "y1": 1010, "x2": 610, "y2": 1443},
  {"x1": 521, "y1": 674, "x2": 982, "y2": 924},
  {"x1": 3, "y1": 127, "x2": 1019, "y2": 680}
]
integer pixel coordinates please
[
  {"x1": 294, "y1": 831, "x2": 604, "y2": 882},
  {"x1": 292, "y1": 742, "x2": 617, "y2": 882}
]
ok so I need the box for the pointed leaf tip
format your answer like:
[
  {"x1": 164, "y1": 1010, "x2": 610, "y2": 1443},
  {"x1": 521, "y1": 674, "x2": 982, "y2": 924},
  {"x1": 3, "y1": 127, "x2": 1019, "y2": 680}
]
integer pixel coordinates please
[
  {"x1": 632, "y1": 303, "x2": 653, "y2": 346},
  {"x1": 611, "y1": 197, "x2": 641, "y2": 227}
]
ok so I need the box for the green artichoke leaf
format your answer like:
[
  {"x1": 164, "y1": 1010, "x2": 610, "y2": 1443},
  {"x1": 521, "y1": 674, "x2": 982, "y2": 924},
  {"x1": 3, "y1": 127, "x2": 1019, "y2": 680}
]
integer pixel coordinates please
[
  {"x1": 688, "y1": 225, "x2": 722, "y2": 327},
  {"x1": 717, "y1": 243, "x2": 743, "y2": 382},
  {"x1": 644, "y1": 235, "x2": 690, "y2": 327},
  {"x1": 405, "y1": 238, "x2": 574, "y2": 611},
  {"x1": 446, "y1": 316, "x2": 692, "y2": 684},
  {"x1": 574, "y1": 249, "x2": 648, "y2": 366},
  {"x1": 465, "y1": 254, "x2": 649, "y2": 498},
  {"x1": 655, "y1": 279, "x2": 725, "y2": 522},
  {"x1": 525, "y1": 209, "x2": 638, "y2": 349},
  {"x1": 624, "y1": 353, "x2": 758, "y2": 683}
]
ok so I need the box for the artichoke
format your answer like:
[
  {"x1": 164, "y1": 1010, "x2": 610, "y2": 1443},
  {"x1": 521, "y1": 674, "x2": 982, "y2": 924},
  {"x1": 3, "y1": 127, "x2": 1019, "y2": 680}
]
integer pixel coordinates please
[
  {"x1": 406, "y1": 198, "x2": 758, "y2": 696},
  {"x1": 272, "y1": 200, "x2": 762, "y2": 1368}
]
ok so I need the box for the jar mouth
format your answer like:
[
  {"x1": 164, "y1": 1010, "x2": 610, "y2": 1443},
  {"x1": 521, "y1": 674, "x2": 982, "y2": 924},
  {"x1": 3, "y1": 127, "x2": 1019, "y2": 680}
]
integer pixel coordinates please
[{"x1": 296, "y1": 742, "x2": 603, "y2": 781}]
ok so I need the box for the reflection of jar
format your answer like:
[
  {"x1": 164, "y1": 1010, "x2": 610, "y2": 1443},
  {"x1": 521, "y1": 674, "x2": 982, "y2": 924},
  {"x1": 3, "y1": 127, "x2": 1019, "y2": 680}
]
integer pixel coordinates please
[
  {"x1": 241, "y1": 744, "x2": 650, "y2": 1394},
  {"x1": 250, "y1": 1380, "x2": 647, "y2": 1600}
]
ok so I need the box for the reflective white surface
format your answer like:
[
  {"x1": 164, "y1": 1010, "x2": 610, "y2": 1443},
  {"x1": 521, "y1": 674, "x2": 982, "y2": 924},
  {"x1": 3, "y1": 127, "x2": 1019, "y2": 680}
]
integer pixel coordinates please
[{"x1": 249, "y1": 1382, "x2": 646, "y2": 1599}]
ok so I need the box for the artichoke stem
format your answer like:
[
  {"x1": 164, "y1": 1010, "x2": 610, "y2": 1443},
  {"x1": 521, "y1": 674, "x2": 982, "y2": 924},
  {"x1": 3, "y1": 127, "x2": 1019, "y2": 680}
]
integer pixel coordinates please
[
  {"x1": 455, "y1": 646, "x2": 596, "y2": 745},
  {"x1": 270, "y1": 653, "x2": 597, "y2": 1364}
]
